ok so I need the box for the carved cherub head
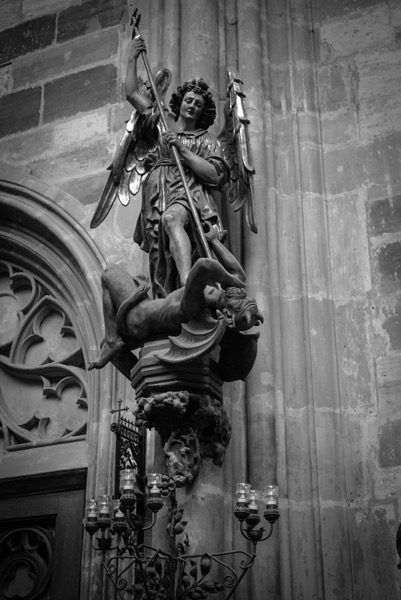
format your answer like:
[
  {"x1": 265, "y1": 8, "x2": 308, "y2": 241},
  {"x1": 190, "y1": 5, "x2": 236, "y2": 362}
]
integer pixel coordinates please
[{"x1": 169, "y1": 78, "x2": 217, "y2": 129}]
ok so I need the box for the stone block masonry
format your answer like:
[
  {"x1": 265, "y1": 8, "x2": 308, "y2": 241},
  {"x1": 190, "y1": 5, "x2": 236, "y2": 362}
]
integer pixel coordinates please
[
  {"x1": 43, "y1": 64, "x2": 118, "y2": 123},
  {"x1": 0, "y1": 0, "x2": 128, "y2": 219},
  {"x1": 0, "y1": 86, "x2": 41, "y2": 137},
  {"x1": 57, "y1": 0, "x2": 127, "y2": 43},
  {"x1": 0, "y1": 14, "x2": 56, "y2": 63}
]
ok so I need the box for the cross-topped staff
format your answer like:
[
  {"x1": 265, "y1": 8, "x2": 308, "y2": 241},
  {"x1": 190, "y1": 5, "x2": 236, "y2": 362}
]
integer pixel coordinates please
[{"x1": 130, "y1": 8, "x2": 213, "y2": 261}]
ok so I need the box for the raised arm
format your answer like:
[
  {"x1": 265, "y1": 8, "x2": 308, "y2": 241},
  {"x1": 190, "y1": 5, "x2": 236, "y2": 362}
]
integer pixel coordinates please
[
  {"x1": 125, "y1": 36, "x2": 152, "y2": 113},
  {"x1": 203, "y1": 224, "x2": 246, "y2": 282},
  {"x1": 179, "y1": 257, "x2": 245, "y2": 319}
]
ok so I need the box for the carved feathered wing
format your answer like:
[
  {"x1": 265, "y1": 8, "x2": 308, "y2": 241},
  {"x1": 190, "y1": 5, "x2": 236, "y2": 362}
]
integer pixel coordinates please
[
  {"x1": 217, "y1": 67, "x2": 257, "y2": 234},
  {"x1": 90, "y1": 68, "x2": 172, "y2": 229}
]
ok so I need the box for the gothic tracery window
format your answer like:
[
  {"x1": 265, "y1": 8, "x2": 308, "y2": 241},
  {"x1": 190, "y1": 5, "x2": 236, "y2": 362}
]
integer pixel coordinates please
[{"x1": 0, "y1": 260, "x2": 88, "y2": 450}]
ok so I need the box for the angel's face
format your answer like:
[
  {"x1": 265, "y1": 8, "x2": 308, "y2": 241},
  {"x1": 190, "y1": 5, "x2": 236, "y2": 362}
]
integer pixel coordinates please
[{"x1": 180, "y1": 92, "x2": 205, "y2": 126}]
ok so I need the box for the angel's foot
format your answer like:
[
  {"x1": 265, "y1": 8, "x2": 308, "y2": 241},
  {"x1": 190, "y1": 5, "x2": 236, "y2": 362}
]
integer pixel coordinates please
[{"x1": 88, "y1": 338, "x2": 125, "y2": 370}]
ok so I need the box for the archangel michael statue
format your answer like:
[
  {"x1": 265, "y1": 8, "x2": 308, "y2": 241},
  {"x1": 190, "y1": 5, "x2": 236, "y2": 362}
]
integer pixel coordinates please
[{"x1": 89, "y1": 15, "x2": 262, "y2": 383}]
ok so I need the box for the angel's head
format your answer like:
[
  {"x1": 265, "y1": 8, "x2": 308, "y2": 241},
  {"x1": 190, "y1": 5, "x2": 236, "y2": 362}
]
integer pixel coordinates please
[{"x1": 170, "y1": 79, "x2": 216, "y2": 130}]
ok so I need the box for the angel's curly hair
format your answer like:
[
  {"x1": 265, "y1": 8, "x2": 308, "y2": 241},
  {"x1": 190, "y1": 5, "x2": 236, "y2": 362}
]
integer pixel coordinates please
[{"x1": 169, "y1": 78, "x2": 216, "y2": 130}]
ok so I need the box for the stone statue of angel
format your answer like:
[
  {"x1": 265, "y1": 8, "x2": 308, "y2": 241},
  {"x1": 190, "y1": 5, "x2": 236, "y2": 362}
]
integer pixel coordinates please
[
  {"x1": 89, "y1": 17, "x2": 261, "y2": 380},
  {"x1": 90, "y1": 35, "x2": 257, "y2": 300}
]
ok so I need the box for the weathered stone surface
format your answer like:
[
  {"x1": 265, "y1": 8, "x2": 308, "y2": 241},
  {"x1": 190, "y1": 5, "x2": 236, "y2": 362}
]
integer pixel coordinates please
[
  {"x1": 317, "y1": 62, "x2": 357, "y2": 111},
  {"x1": 390, "y1": 0, "x2": 401, "y2": 27},
  {"x1": 0, "y1": 127, "x2": 55, "y2": 162},
  {"x1": 0, "y1": 0, "x2": 22, "y2": 32},
  {"x1": 57, "y1": 0, "x2": 127, "y2": 43},
  {"x1": 368, "y1": 195, "x2": 401, "y2": 236},
  {"x1": 336, "y1": 300, "x2": 375, "y2": 406},
  {"x1": 321, "y1": 110, "x2": 358, "y2": 146},
  {"x1": 13, "y1": 28, "x2": 119, "y2": 89},
  {"x1": 379, "y1": 419, "x2": 401, "y2": 467},
  {"x1": 341, "y1": 414, "x2": 366, "y2": 501},
  {"x1": 269, "y1": 66, "x2": 292, "y2": 117},
  {"x1": 0, "y1": 86, "x2": 41, "y2": 137},
  {"x1": 43, "y1": 64, "x2": 118, "y2": 123},
  {"x1": 60, "y1": 171, "x2": 107, "y2": 206},
  {"x1": 314, "y1": 409, "x2": 350, "y2": 495},
  {"x1": 22, "y1": 0, "x2": 78, "y2": 20},
  {"x1": 358, "y1": 49, "x2": 401, "y2": 139},
  {"x1": 28, "y1": 141, "x2": 113, "y2": 184},
  {"x1": 298, "y1": 146, "x2": 323, "y2": 194},
  {"x1": 382, "y1": 300, "x2": 401, "y2": 350},
  {"x1": 313, "y1": 0, "x2": 383, "y2": 22},
  {"x1": 294, "y1": 64, "x2": 317, "y2": 112},
  {"x1": 364, "y1": 133, "x2": 401, "y2": 188},
  {"x1": 0, "y1": 14, "x2": 56, "y2": 63},
  {"x1": 323, "y1": 145, "x2": 365, "y2": 195},
  {"x1": 274, "y1": 150, "x2": 298, "y2": 196},
  {"x1": 328, "y1": 194, "x2": 371, "y2": 298},
  {"x1": 348, "y1": 506, "x2": 398, "y2": 598},
  {"x1": 52, "y1": 111, "x2": 110, "y2": 151},
  {"x1": 319, "y1": 4, "x2": 391, "y2": 58},
  {"x1": 0, "y1": 63, "x2": 13, "y2": 96},
  {"x1": 324, "y1": 133, "x2": 401, "y2": 195},
  {"x1": 110, "y1": 102, "x2": 133, "y2": 134},
  {"x1": 376, "y1": 242, "x2": 401, "y2": 282},
  {"x1": 377, "y1": 355, "x2": 401, "y2": 413}
]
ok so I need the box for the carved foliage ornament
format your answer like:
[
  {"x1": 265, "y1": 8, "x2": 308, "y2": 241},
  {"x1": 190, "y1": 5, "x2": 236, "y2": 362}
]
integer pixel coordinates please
[
  {"x1": 134, "y1": 392, "x2": 231, "y2": 486},
  {"x1": 0, "y1": 261, "x2": 88, "y2": 449}
]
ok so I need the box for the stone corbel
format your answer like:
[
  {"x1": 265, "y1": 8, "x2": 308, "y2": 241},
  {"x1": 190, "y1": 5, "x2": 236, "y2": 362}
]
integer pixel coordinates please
[{"x1": 131, "y1": 341, "x2": 231, "y2": 486}]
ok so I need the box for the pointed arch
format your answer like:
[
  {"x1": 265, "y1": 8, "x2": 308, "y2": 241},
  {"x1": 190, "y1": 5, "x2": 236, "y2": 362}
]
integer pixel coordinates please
[{"x1": 0, "y1": 171, "x2": 114, "y2": 599}]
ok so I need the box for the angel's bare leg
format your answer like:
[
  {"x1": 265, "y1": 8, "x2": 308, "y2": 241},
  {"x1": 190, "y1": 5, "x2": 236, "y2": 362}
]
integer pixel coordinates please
[{"x1": 162, "y1": 204, "x2": 192, "y2": 286}]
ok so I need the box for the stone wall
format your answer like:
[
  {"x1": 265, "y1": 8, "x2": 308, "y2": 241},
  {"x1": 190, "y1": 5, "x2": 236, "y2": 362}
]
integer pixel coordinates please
[
  {"x1": 1, "y1": 0, "x2": 401, "y2": 598},
  {"x1": 316, "y1": 2, "x2": 401, "y2": 597}
]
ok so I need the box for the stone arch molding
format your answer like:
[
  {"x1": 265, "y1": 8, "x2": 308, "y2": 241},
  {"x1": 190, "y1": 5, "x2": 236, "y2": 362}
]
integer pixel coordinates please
[{"x1": 0, "y1": 175, "x2": 106, "y2": 451}]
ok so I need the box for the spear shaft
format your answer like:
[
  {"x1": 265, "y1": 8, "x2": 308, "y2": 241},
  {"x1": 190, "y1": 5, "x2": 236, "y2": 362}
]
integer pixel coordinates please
[{"x1": 132, "y1": 21, "x2": 212, "y2": 260}]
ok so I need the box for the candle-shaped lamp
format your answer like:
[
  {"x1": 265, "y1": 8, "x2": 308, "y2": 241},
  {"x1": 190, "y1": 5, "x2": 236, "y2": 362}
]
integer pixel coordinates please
[
  {"x1": 246, "y1": 489, "x2": 261, "y2": 527},
  {"x1": 263, "y1": 485, "x2": 280, "y2": 524},
  {"x1": 120, "y1": 469, "x2": 137, "y2": 508},
  {"x1": 147, "y1": 473, "x2": 164, "y2": 513},
  {"x1": 84, "y1": 498, "x2": 99, "y2": 535},
  {"x1": 112, "y1": 498, "x2": 128, "y2": 534},
  {"x1": 234, "y1": 483, "x2": 251, "y2": 521},
  {"x1": 98, "y1": 495, "x2": 112, "y2": 530}
]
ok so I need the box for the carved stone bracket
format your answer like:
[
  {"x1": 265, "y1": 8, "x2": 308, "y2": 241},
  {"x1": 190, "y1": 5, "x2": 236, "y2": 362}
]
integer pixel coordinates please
[{"x1": 131, "y1": 340, "x2": 231, "y2": 486}]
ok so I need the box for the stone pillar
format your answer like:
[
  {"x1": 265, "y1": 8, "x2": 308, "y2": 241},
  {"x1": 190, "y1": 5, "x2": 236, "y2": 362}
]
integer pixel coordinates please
[
  {"x1": 132, "y1": 0, "x2": 231, "y2": 573},
  {"x1": 259, "y1": 0, "x2": 355, "y2": 597},
  {"x1": 121, "y1": 1, "x2": 357, "y2": 597}
]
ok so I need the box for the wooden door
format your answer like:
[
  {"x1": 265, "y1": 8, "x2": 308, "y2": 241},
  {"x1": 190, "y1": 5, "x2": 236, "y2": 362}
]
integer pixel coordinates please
[{"x1": 0, "y1": 482, "x2": 85, "y2": 600}]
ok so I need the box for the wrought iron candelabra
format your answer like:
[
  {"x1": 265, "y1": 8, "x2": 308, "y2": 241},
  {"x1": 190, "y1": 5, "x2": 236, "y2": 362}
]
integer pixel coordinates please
[{"x1": 84, "y1": 411, "x2": 279, "y2": 600}]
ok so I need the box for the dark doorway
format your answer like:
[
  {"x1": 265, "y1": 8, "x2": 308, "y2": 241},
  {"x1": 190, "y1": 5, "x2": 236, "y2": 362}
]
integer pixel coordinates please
[{"x1": 0, "y1": 471, "x2": 86, "y2": 600}]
